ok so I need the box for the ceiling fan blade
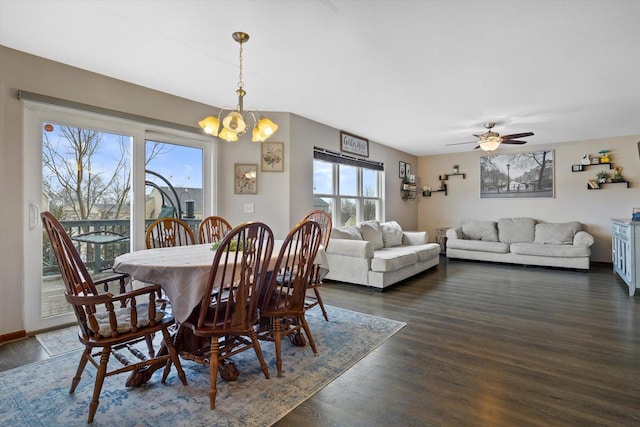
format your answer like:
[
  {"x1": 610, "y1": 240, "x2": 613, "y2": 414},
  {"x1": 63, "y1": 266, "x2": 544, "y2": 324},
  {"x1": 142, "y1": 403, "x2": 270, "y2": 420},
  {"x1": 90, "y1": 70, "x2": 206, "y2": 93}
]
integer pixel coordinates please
[
  {"x1": 446, "y1": 141, "x2": 478, "y2": 146},
  {"x1": 502, "y1": 140, "x2": 528, "y2": 145},
  {"x1": 501, "y1": 132, "x2": 534, "y2": 140}
]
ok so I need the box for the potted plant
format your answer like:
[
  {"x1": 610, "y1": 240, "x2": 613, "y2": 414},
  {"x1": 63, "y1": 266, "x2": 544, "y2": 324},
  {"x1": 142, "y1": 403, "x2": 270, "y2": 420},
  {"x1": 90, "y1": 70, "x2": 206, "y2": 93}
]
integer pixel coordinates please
[{"x1": 596, "y1": 170, "x2": 610, "y2": 183}]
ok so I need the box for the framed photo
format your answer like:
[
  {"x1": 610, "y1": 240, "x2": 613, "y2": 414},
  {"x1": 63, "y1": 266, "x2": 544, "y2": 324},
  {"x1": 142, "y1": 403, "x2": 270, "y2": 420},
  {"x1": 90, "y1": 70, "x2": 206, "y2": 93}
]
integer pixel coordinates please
[
  {"x1": 261, "y1": 141, "x2": 284, "y2": 172},
  {"x1": 399, "y1": 161, "x2": 406, "y2": 178},
  {"x1": 234, "y1": 163, "x2": 258, "y2": 194},
  {"x1": 480, "y1": 150, "x2": 554, "y2": 199},
  {"x1": 405, "y1": 163, "x2": 411, "y2": 178},
  {"x1": 340, "y1": 131, "x2": 369, "y2": 157}
]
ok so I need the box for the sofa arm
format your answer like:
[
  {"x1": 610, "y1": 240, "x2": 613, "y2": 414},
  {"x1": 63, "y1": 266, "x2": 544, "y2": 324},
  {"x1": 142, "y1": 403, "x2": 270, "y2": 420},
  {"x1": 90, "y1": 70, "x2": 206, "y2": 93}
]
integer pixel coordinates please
[
  {"x1": 402, "y1": 231, "x2": 428, "y2": 246},
  {"x1": 574, "y1": 231, "x2": 595, "y2": 247},
  {"x1": 446, "y1": 227, "x2": 463, "y2": 240},
  {"x1": 326, "y1": 239, "x2": 374, "y2": 259}
]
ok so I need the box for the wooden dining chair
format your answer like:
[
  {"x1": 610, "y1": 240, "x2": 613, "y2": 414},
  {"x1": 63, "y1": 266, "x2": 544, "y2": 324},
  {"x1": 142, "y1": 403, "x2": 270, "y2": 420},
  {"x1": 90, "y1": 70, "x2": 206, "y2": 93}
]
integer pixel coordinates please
[
  {"x1": 301, "y1": 210, "x2": 332, "y2": 321},
  {"x1": 146, "y1": 217, "x2": 195, "y2": 249},
  {"x1": 41, "y1": 212, "x2": 187, "y2": 423},
  {"x1": 257, "y1": 219, "x2": 322, "y2": 377},
  {"x1": 179, "y1": 221, "x2": 274, "y2": 410},
  {"x1": 146, "y1": 217, "x2": 195, "y2": 308},
  {"x1": 198, "y1": 215, "x2": 232, "y2": 244}
]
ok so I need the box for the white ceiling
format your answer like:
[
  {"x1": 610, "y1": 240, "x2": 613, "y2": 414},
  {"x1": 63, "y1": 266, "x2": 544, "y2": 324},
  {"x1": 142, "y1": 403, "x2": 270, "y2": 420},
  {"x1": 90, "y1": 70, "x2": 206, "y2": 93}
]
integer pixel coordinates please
[{"x1": 1, "y1": 0, "x2": 639, "y2": 155}]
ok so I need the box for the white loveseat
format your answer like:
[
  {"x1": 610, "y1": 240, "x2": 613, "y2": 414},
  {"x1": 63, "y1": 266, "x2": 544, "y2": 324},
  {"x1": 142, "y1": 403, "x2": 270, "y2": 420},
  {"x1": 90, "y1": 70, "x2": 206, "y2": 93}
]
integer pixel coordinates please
[
  {"x1": 324, "y1": 220, "x2": 440, "y2": 289},
  {"x1": 446, "y1": 217, "x2": 595, "y2": 270}
]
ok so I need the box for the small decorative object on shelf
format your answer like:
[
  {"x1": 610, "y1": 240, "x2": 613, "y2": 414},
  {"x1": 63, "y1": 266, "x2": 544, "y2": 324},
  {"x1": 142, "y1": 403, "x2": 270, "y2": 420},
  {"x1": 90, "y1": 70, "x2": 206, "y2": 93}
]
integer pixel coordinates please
[
  {"x1": 633, "y1": 208, "x2": 640, "y2": 222},
  {"x1": 591, "y1": 156, "x2": 601, "y2": 165},
  {"x1": 596, "y1": 170, "x2": 610, "y2": 183},
  {"x1": 599, "y1": 150, "x2": 610, "y2": 163},
  {"x1": 612, "y1": 166, "x2": 624, "y2": 182},
  {"x1": 581, "y1": 154, "x2": 591, "y2": 165},
  {"x1": 453, "y1": 164, "x2": 459, "y2": 174},
  {"x1": 588, "y1": 180, "x2": 600, "y2": 189}
]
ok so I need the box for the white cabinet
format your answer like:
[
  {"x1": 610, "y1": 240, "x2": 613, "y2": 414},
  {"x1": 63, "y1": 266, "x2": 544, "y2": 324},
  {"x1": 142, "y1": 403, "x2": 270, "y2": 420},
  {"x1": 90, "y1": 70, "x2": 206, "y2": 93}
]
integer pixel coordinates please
[{"x1": 611, "y1": 219, "x2": 639, "y2": 296}]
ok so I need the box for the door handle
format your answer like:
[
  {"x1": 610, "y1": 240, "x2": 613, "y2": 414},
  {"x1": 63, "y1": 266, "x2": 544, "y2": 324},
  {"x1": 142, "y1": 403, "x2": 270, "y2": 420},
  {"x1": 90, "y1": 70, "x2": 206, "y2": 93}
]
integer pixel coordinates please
[{"x1": 28, "y1": 203, "x2": 40, "y2": 230}]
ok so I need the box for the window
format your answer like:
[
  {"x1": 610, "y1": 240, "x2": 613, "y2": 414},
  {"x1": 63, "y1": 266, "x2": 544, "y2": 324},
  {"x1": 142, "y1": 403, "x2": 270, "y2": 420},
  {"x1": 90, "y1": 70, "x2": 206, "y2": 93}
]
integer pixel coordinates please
[{"x1": 313, "y1": 148, "x2": 383, "y2": 227}]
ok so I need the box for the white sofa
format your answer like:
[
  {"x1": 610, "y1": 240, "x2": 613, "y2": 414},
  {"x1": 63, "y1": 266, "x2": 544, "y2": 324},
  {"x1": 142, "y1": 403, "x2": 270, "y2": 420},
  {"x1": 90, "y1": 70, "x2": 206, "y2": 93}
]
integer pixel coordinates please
[
  {"x1": 446, "y1": 217, "x2": 595, "y2": 270},
  {"x1": 324, "y1": 220, "x2": 440, "y2": 289}
]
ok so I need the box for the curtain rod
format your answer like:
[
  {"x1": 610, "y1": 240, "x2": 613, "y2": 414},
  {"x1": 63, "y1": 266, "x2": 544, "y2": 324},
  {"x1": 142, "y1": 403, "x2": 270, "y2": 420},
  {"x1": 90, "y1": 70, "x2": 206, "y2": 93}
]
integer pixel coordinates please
[{"x1": 18, "y1": 90, "x2": 204, "y2": 135}]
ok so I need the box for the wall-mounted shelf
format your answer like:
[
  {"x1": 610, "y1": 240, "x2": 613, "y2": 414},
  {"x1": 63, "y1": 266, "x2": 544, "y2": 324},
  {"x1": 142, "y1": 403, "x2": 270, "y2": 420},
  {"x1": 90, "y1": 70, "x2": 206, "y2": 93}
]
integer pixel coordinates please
[
  {"x1": 423, "y1": 184, "x2": 447, "y2": 197},
  {"x1": 571, "y1": 163, "x2": 613, "y2": 172},
  {"x1": 587, "y1": 180, "x2": 631, "y2": 190},
  {"x1": 401, "y1": 180, "x2": 417, "y2": 200},
  {"x1": 439, "y1": 173, "x2": 466, "y2": 180}
]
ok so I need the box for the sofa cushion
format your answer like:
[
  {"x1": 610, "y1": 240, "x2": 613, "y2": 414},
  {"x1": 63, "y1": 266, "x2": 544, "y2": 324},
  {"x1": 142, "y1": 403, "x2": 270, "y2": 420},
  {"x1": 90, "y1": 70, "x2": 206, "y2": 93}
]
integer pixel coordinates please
[
  {"x1": 412, "y1": 243, "x2": 442, "y2": 261},
  {"x1": 461, "y1": 220, "x2": 498, "y2": 242},
  {"x1": 380, "y1": 221, "x2": 404, "y2": 247},
  {"x1": 498, "y1": 218, "x2": 535, "y2": 243},
  {"x1": 510, "y1": 242, "x2": 591, "y2": 258},
  {"x1": 331, "y1": 225, "x2": 362, "y2": 240},
  {"x1": 360, "y1": 220, "x2": 384, "y2": 250},
  {"x1": 370, "y1": 249, "x2": 417, "y2": 272},
  {"x1": 446, "y1": 238, "x2": 509, "y2": 254},
  {"x1": 534, "y1": 222, "x2": 582, "y2": 245}
]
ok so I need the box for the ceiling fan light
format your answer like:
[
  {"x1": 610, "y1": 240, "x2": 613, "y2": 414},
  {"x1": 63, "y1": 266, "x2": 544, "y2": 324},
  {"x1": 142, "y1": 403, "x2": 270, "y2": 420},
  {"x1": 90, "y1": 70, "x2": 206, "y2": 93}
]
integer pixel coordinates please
[
  {"x1": 218, "y1": 127, "x2": 239, "y2": 142},
  {"x1": 479, "y1": 136, "x2": 502, "y2": 151},
  {"x1": 198, "y1": 116, "x2": 220, "y2": 136},
  {"x1": 222, "y1": 111, "x2": 247, "y2": 133}
]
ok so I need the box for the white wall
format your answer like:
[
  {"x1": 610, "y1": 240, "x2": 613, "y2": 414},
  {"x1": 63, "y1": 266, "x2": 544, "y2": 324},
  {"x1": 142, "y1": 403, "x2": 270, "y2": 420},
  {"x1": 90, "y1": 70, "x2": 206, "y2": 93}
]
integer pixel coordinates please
[{"x1": 417, "y1": 136, "x2": 640, "y2": 262}]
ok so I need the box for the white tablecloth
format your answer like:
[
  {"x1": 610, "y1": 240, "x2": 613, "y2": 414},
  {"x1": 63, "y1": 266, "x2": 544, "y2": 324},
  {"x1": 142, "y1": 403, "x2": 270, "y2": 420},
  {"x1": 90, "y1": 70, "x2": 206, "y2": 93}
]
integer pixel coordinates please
[{"x1": 113, "y1": 242, "x2": 328, "y2": 323}]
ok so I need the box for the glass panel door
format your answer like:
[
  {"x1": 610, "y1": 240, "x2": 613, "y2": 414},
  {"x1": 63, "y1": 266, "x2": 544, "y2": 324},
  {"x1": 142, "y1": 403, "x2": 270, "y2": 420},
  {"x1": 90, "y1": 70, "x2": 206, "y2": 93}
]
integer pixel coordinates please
[{"x1": 41, "y1": 122, "x2": 132, "y2": 319}]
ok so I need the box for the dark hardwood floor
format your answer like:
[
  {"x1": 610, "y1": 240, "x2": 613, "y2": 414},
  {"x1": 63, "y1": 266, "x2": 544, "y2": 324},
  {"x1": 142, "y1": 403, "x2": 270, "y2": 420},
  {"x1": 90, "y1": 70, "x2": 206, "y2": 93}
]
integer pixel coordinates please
[{"x1": 2, "y1": 258, "x2": 639, "y2": 426}]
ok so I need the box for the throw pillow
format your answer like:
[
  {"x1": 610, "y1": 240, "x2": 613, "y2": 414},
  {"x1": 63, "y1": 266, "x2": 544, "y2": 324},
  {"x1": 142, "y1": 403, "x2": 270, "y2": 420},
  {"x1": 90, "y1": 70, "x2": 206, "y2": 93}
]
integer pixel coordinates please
[
  {"x1": 359, "y1": 220, "x2": 384, "y2": 250},
  {"x1": 498, "y1": 217, "x2": 536, "y2": 243},
  {"x1": 534, "y1": 222, "x2": 582, "y2": 245},
  {"x1": 330, "y1": 226, "x2": 362, "y2": 240},
  {"x1": 380, "y1": 221, "x2": 404, "y2": 247},
  {"x1": 461, "y1": 220, "x2": 498, "y2": 242}
]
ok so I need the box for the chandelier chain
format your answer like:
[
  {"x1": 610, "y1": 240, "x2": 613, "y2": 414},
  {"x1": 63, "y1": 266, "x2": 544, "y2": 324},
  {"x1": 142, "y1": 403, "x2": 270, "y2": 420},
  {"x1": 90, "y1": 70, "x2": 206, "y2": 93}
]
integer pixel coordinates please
[{"x1": 238, "y1": 41, "x2": 244, "y2": 89}]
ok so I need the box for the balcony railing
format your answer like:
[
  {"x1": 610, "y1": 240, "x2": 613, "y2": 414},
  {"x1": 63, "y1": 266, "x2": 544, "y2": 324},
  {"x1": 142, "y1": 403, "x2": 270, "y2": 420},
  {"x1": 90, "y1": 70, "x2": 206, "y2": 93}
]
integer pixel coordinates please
[{"x1": 43, "y1": 219, "x2": 201, "y2": 275}]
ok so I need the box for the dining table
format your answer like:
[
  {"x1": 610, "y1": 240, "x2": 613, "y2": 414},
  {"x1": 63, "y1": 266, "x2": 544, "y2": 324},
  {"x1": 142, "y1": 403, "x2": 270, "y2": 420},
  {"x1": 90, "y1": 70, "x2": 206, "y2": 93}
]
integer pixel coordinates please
[
  {"x1": 113, "y1": 241, "x2": 328, "y2": 386},
  {"x1": 113, "y1": 241, "x2": 328, "y2": 324}
]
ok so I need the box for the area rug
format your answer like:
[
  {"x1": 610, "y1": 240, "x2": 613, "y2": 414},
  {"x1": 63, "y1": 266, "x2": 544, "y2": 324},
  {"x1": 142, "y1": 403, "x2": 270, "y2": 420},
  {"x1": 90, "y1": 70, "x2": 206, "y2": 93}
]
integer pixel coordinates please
[
  {"x1": 35, "y1": 326, "x2": 82, "y2": 357},
  {"x1": 1, "y1": 306, "x2": 405, "y2": 426}
]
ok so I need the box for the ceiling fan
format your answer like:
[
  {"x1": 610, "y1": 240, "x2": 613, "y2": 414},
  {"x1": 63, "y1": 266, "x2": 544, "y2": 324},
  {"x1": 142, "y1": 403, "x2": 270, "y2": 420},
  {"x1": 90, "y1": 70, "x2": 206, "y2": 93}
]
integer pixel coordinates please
[{"x1": 448, "y1": 123, "x2": 534, "y2": 151}]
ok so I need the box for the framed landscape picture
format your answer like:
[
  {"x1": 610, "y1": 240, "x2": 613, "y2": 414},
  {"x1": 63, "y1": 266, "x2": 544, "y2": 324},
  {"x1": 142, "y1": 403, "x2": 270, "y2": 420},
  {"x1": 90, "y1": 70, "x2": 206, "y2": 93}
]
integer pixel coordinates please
[
  {"x1": 480, "y1": 150, "x2": 554, "y2": 199},
  {"x1": 234, "y1": 163, "x2": 258, "y2": 194},
  {"x1": 261, "y1": 141, "x2": 284, "y2": 172}
]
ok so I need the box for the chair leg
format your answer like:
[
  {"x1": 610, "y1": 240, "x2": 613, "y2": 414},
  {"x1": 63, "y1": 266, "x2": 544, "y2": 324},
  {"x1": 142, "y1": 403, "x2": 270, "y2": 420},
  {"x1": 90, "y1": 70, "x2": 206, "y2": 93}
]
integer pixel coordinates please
[
  {"x1": 313, "y1": 287, "x2": 329, "y2": 321},
  {"x1": 70, "y1": 348, "x2": 91, "y2": 393},
  {"x1": 209, "y1": 339, "x2": 220, "y2": 410},
  {"x1": 145, "y1": 334, "x2": 156, "y2": 358},
  {"x1": 274, "y1": 318, "x2": 283, "y2": 377},
  {"x1": 88, "y1": 348, "x2": 110, "y2": 423},
  {"x1": 248, "y1": 330, "x2": 270, "y2": 379},
  {"x1": 161, "y1": 327, "x2": 187, "y2": 386},
  {"x1": 300, "y1": 316, "x2": 318, "y2": 354}
]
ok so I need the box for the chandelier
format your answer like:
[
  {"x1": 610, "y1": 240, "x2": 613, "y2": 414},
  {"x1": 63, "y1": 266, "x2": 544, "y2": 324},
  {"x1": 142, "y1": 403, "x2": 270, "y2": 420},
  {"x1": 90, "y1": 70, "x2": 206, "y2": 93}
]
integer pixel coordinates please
[{"x1": 199, "y1": 32, "x2": 278, "y2": 142}]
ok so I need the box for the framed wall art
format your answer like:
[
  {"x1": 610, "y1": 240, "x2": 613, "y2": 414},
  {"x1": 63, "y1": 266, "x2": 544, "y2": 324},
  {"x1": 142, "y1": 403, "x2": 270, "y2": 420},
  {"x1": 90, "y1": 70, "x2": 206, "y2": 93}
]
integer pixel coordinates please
[
  {"x1": 399, "y1": 161, "x2": 406, "y2": 178},
  {"x1": 234, "y1": 163, "x2": 258, "y2": 194},
  {"x1": 480, "y1": 150, "x2": 554, "y2": 199},
  {"x1": 340, "y1": 130, "x2": 369, "y2": 157},
  {"x1": 261, "y1": 141, "x2": 284, "y2": 172}
]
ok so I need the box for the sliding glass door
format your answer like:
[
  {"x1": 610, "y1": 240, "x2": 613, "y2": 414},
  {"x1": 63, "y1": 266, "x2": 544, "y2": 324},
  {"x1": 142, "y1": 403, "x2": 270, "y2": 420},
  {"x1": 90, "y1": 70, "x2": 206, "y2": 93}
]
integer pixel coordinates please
[{"x1": 23, "y1": 104, "x2": 213, "y2": 332}]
